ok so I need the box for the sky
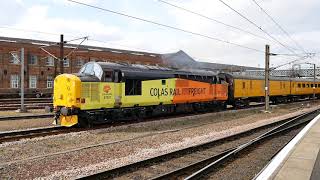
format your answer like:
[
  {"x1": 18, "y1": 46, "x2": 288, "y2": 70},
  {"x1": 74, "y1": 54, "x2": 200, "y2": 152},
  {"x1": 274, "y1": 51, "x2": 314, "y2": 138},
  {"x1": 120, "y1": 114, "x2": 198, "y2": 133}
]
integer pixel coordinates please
[{"x1": 0, "y1": 0, "x2": 320, "y2": 68}]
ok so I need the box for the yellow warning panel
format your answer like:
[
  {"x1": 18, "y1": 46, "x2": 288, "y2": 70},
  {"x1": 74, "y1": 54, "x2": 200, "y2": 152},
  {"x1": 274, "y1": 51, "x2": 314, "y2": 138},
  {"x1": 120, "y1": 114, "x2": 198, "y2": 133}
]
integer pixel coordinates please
[{"x1": 59, "y1": 115, "x2": 78, "y2": 127}]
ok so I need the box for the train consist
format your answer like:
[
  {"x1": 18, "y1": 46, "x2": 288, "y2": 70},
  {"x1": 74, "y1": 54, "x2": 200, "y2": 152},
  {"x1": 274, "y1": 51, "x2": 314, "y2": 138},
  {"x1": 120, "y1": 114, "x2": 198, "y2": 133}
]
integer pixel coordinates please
[{"x1": 53, "y1": 62, "x2": 320, "y2": 127}]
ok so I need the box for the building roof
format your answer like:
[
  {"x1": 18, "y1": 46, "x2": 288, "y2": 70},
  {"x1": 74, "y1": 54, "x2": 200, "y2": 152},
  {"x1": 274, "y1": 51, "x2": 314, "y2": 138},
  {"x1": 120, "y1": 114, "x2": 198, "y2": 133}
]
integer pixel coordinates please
[
  {"x1": 161, "y1": 50, "x2": 262, "y2": 72},
  {"x1": 0, "y1": 36, "x2": 159, "y2": 58}
]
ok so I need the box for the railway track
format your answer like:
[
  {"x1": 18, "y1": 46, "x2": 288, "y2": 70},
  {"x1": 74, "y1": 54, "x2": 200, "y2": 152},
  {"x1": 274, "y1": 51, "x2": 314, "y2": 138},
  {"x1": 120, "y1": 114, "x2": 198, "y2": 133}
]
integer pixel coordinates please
[
  {"x1": 0, "y1": 97, "x2": 52, "y2": 111},
  {"x1": 0, "y1": 97, "x2": 52, "y2": 103},
  {"x1": 0, "y1": 126, "x2": 80, "y2": 143},
  {"x1": 78, "y1": 109, "x2": 319, "y2": 180},
  {"x1": 0, "y1": 99, "x2": 317, "y2": 144},
  {"x1": 0, "y1": 114, "x2": 53, "y2": 121}
]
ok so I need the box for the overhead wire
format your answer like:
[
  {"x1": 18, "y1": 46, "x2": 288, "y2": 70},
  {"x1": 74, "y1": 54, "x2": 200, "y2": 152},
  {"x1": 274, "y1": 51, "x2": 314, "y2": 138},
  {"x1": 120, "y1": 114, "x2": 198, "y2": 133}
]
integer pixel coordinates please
[
  {"x1": 250, "y1": 0, "x2": 307, "y2": 54},
  {"x1": 88, "y1": 38, "x2": 163, "y2": 53},
  {"x1": 271, "y1": 55, "x2": 310, "y2": 70},
  {"x1": 67, "y1": 0, "x2": 265, "y2": 53},
  {"x1": 158, "y1": 0, "x2": 271, "y2": 42},
  {"x1": 218, "y1": 0, "x2": 300, "y2": 56},
  {"x1": 0, "y1": 26, "x2": 61, "y2": 36}
]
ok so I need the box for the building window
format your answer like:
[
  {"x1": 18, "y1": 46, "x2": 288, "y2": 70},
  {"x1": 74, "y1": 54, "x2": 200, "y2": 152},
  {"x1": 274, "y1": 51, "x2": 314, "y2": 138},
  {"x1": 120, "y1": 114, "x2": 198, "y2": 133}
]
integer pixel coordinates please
[
  {"x1": 47, "y1": 76, "x2": 53, "y2": 88},
  {"x1": 28, "y1": 55, "x2": 38, "y2": 65},
  {"x1": 11, "y1": 75, "x2": 19, "y2": 88},
  {"x1": 63, "y1": 58, "x2": 69, "y2": 67},
  {"x1": 9, "y1": 52, "x2": 20, "y2": 64},
  {"x1": 46, "y1": 56, "x2": 54, "y2": 66},
  {"x1": 76, "y1": 59, "x2": 84, "y2": 67},
  {"x1": 29, "y1": 75, "x2": 37, "y2": 88}
]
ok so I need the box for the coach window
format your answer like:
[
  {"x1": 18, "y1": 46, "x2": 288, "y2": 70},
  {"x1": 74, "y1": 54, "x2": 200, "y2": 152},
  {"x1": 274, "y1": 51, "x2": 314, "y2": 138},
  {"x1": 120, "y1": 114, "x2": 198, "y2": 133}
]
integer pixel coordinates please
[
  {"x1": 315, "y1": 84, "x2": 317, "y2": 88},
  {"x1": 250, "y1": 81, "x2": 252, "y2": 89},
  {"x1": 242, "y1": 82, "x2": 245, "y2": 89},
  {"x1": 302, "y1": 84, "x2": 305, "y2": 88},
  {"x1": 311, "y1": 84, "x2": 314, "y2": 88},
  {"x1": 307, "y1": 84, "x2": 310, "y2": 88},
  {"x1": 298, "y1": 83, "x2": 301, "y2": 88}
]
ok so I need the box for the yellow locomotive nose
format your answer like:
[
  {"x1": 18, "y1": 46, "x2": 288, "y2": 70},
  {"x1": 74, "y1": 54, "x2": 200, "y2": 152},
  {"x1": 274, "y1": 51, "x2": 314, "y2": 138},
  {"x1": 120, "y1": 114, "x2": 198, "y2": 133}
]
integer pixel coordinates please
[{"x1": 53, "y1": 74, "x2": 81, "y2": 126}]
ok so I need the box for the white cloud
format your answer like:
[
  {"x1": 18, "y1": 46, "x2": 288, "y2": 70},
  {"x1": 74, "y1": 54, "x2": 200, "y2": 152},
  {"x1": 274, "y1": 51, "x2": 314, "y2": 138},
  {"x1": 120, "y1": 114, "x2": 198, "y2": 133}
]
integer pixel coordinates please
[{"x1": 0, "y1": 0, "x2": 319, "y2": 68}]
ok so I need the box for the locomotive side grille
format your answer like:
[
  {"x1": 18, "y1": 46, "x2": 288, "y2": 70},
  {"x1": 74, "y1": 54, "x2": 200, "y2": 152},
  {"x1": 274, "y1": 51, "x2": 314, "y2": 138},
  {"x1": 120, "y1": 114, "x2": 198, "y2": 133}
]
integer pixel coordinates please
[
  {"x1": 81, "y1": 83, "x2": 90, "y2": 98},
  {"x1": 90, "y1": 83, "x2": 100, "y2": 102}
]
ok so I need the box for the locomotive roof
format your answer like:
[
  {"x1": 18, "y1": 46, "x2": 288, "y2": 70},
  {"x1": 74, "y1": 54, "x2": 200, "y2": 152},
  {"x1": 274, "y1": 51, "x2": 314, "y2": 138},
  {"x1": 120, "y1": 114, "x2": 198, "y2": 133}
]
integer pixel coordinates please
[
  {"x1": 94, "y1": 61, "x2": 218, "y2": 77},
  {"x1": 221, "y1": 73, "x2": 320, "y2": 82}
]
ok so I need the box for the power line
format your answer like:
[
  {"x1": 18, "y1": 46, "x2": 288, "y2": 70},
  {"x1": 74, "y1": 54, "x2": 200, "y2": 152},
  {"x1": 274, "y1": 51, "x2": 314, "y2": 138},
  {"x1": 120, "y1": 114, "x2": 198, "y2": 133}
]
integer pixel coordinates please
[
  {"x1": 67, "y1": 0, "x2": 264, "y2": 53},
  {"x1": 218, "y1": 0, "x2": 299, "y2": 56},
  {"x1": 88, "y1": 38, "x2": 163, "y2": 53},
  {"x1": 250, "y1": 0, "x2": 307, "y2": 54},
  {"x1": 158, "y1": 0, "x2": 271, "y2": 42},
  {"x1": 0, "y1": 26, "x2": 61, "y2": 36},
  {"x1": 271, "y1": 55, "x2": 309, "y2": 70}
]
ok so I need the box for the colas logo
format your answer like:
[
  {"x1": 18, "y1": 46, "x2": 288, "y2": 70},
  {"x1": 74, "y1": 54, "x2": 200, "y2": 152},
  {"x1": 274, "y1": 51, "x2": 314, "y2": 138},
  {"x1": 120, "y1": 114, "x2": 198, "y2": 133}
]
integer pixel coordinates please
[{"x1": 103, "y1": 85, "x2": 111, "y2": 93}]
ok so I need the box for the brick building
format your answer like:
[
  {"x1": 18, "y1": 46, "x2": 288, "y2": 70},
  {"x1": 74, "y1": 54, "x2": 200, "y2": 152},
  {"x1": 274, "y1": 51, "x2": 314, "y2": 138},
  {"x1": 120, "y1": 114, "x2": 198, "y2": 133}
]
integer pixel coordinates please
[{"x1": 0, "y1": 36, "x2": 162, "y2": 97}]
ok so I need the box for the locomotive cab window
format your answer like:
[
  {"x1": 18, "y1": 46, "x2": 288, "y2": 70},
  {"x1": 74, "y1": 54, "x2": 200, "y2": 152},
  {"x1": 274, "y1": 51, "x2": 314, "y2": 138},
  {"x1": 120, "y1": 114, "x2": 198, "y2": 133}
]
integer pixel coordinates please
[
  {"x1": 104, "y1": 71, "x2": 113, "y2": 82},
  {"x1": 79, "y1": 62, "x2": 104, "y2": 80}
]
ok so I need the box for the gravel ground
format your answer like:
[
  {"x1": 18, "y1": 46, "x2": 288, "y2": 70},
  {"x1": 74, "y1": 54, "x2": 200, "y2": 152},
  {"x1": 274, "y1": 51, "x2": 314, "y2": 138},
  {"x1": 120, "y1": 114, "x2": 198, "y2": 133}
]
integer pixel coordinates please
[
  {"x1": 0, "y1": 102, "x2": 319, "y2": 179},
  {"x1": 206, "y1": 127, "x2": 303, "y2": 180}
]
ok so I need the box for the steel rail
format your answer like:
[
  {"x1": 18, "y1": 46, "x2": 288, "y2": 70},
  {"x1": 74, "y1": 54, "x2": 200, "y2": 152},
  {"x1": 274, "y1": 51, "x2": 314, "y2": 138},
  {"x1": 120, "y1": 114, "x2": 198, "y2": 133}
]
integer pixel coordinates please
[
  {"x1": 184, "y1": 110, "x2": 318, "y2": 180},
  {"x1": 0, "y1": 126, "x2": 73, "y2": 143},
  {"x1": 77, "y1": 109, "x2": 319, "y2": 180},
  {"x1": 0, "y1": 114, "x2": 53, "y2": 121}
]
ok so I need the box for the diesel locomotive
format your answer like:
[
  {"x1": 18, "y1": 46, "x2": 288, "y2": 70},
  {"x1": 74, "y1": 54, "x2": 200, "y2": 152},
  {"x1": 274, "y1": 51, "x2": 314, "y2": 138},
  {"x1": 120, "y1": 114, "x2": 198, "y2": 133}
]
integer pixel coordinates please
[{"x1": 53, "y1": 62, "x2": 228, "y2": 127}]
